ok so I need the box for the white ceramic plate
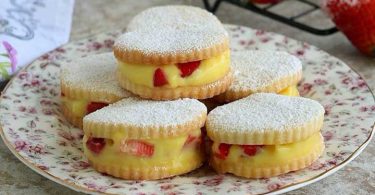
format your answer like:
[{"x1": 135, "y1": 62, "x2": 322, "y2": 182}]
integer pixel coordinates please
[{"x1": 0, "y1": 25, "x2": 374, "y2": 195}]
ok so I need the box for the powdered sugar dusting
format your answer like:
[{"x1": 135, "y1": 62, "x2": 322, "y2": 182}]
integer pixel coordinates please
[
  {"x1": 84, "y1": 97, "x2": 207, "y2": 128},
  {"x1": 208, "y1": 93, "x2": 324, "y2": 134},
  {"x1": 61, "y1": 53, "x2": 132, "y2": 98},
  {"x1": 116, "y1": 5, "x2": 228, "y2": 56},
  {"x1": 229, "y1": 50, "x2": 302, "y2": 92},
  {"x1": 115, "y1": 28, "x2": 227, "y2": 55},
  {"x1": 127, "y1": 5, "x2": 225, "y2": 32}
]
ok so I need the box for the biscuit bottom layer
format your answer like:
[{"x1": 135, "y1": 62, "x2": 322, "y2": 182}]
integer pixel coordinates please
[
  {"x1": 210, "y1": 132, "x2": 324, "y2": 178},
  {"x1": 83, "y1": 129, "x2": 204, "y2": 179},
  {"x1": 278, "y1": 85, "x2": 300, "y2": 96},
  {"x1": 117, "y1": 50, "x2": 230, "y2": 88}
]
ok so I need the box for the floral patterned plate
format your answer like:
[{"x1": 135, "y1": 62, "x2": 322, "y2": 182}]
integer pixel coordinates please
[{"x1": 0, "y1": 25, "x2": 374, "y2": 195}]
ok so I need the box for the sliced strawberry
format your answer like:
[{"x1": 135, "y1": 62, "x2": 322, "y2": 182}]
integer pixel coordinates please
[
  {"x1": 153, "y1": 68, "x2": 168, "y2": 87},
  {"x1": 86, "y1": 102, "x2": 108, "y2": 114},
  {"x1": 241, "y1": 145, "x2": 263, "y2": 156},
  {"x1": 86, "y1": 137, "x2": 106, "y2": 154},
  {"x1": 215, "y1": 143, "x2": 231, "y2": 160},
  {"x1": 120, "y1": 140, "x2": 154, "y2": 157},
  {"x1": 183, "y1": 134, "x2": 202, "y2": 147},
  {"x1": 184, "y1": 135, "x2": 197, "y2": 146},
  {"x1": 177, "y1": 61, "x2": 200, "y2": 78}
]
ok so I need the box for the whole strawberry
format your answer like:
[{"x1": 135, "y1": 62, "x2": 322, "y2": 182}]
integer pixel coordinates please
[{"x1": 323, "y1": 0, "x2": 375, "y2": 56}]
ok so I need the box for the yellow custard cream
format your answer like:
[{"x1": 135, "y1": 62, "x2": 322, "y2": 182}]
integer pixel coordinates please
[
  {"x1": 118, "y1": 50, "x2": 230, "y2": 88},
  {"x1": 61, "y1": 97, "x2": 88, "y2": 117},
  {"x1": 212, "y1": 132, "x2": 323, "y2": 168},
  {"x1": 279, "y1": 85, "x2": 300, "y2": 96},
  {"x1": 84, "y1": 128, "x2": 203, "y2": 168},
  {"x1": 61, "y1": 96, "x2": 109, "y2": 118}
]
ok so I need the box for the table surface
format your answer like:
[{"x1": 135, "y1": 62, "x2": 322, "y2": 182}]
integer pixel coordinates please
[{"x1": 1, "y1": 0, "x2": 374, "y2": 194}]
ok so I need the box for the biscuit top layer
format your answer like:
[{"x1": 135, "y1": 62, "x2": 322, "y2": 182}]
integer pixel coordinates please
[
  {"x1": 60, "y1": 53, "x2": 133, "y2": 101},
  {"x1": 207, "y1": 93, "x2": 324, "y2": 136},
  {"x1": 115, "y1": 6, "x2": 229, "y2": 65},
  {"x1": 127, "y1": 5, "x2": 224, "y2": 32},
  {"x1": 230, "y1": 50, "x2": 302, "y2": 93},
  {"x1": 83, "y1": 97, "x2": 207, "y2": 138}
]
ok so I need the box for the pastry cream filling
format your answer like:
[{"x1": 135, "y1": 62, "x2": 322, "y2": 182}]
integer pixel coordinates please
[
  {"x1": 61, "y1": 96, "x2": 109, "y2": 118},
  {"x1": 83, "y1": 128, "x2": 203, "y2": 168},
  {"x1": 212, "y1": 132, "x2": 322, "y2": 168},
  {"x1": 118, "y1": 50, "x2": 231, "y2": 88},
  {"x1": 61, "y1": 96, "x2": 89, "y2": 117},
  {"x1": 278, "y1": 85, "x2": 299, "y2": 96}
]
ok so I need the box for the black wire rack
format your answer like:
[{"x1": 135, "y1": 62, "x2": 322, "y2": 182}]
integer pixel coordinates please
[{"x1": 203, "y1": 0, "x2": 338, "y2": 36}]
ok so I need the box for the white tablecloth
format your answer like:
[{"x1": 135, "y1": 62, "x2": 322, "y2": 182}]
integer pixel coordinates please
[{"x1": 0, "y1": 0, "x2": 75, "y2": 81}]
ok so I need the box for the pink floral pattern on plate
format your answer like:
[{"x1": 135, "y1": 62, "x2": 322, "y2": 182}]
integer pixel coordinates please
[{"x1": 0, "y1": 25, "x2": 374, "y2": 195}]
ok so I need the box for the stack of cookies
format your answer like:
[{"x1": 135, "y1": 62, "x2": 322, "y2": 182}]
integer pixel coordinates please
[{"x1": 60, "y1": 5, "x2": 325, "y2": 180}]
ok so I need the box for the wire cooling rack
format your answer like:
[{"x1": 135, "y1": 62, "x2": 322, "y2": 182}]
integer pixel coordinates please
[{"x1": 203, "y1": 0, "x2": 338, "y2": 36}]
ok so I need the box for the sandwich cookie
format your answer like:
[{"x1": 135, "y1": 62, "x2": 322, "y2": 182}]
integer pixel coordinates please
[
  {"x1": 206, "y1": 93, "x2": 325, "y2": 178},
  {"x1": 114, "y1": 6, "x2": 232, "y2": 100},
  {"x1": 83, "y1": 97, "x2": 207, "y2": 180},
  {"x1": 214, "y1": 50, "x2": 302, "y2": 103},
  {"x1": 60, "y1": 53, "x2": 133, "y2": 128}
]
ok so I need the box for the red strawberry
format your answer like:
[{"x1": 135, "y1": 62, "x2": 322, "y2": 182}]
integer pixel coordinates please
[
  {"x1": 323, "y1": 0, "x2": 375, "y2": 56},
  {"x1": 184, "y1": 134, "x2": 202, "y2": 147},
  {"x1": 250, "y1": 0, "x2": 281, "y2": 4},
  {"x1": 120, "y1": 140, "x2": 154, "y2": 157},
  {"x1": 241, "y1": 145, "x2": 263, "y2": 156},
  {"x1": 177, "y1": 61, "x2": 200, "y2": 78},
  {"x1": 86, "y1": 137, "x2": 106, "y2": 154},
  {"x1": 87, "y1": 102, "x2": 108, "y2": 114},
  {"x1": 215, "y1": 143, "x2": 231, "y2": 160},
  {"x1": 153, "y1": 68, "x2": 168, "y2": 87},
  {"x1": 184, "y1": 135, "x2": 197, "y2": 146}
]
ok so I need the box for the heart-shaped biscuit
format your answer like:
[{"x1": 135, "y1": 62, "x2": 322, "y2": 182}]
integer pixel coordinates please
[
  {"x1": 84, "y1": 97, "x2": 207, "y2": 138},
  {"x1": 60, "y1": 53, "x2": 134, "y2": 128},
  {"x1": 117, "y1": 5, "x2": 229, "y2": 65},
  {"x1": 207, "y1": 93, "x2": 325, "y2": 145},
  {"x1": 215, "y1": 50, "x2": 303, "y2": 102},
  {"x1": 127, "y1": 5, "x2": 225, "y2": 32}
]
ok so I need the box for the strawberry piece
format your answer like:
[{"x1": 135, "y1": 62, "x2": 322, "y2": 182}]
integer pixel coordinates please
[
  {"x1": 153, "y1": 68, "x2": 168, "y2": 87},
  {"x1": 86, "y1": 102, "x2": 108, "y2": 114},
  {"x1": 251, "y1": 0, "x2": 281, "y2": 4},
  {"x1": 184, "y1": 135, "x2": 197, "y2": 146},
  {"x1": 120, "y1": 140, "x2": 154, "y2": 157},
  {"x1": 183, "y1": 134, "x2": 202, "y2": 147},
  {"x1": 177, "y1": 61, "x2": 200, "y2": 78},
  {"x1": 86, "y1": 137, "x2": 106, "y2": 154},
  {"x1": 215, "y1": 143, "x2": 231, "y2": 160},
  {"x1": 241, "y1": 145, "x2": 263, "y2": 156}
]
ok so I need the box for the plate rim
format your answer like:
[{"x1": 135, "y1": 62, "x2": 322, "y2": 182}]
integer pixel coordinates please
[{"x1": 0, "y1": 25, "x2": 374, "y2": 195}]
